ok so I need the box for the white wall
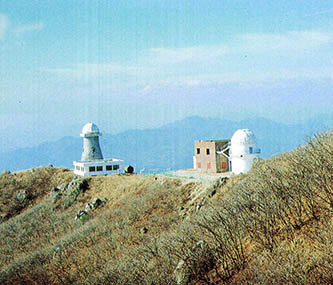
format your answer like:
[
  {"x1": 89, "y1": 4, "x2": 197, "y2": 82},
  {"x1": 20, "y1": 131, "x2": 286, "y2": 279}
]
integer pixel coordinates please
[
  {"x1": 73, "y1": 161, "x2": 122, "y2": 177},
  {"x1": 230, "y1": 156, "x2": 255, "y2": 174}
]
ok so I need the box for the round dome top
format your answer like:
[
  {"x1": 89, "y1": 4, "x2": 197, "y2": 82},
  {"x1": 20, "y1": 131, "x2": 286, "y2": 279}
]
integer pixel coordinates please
[
  {"x1": 80, "y1": 122, "x2": 101, "y2": 137},
  {"x1": 231, "y1": 129, "x2": 256, "y2": 146}
]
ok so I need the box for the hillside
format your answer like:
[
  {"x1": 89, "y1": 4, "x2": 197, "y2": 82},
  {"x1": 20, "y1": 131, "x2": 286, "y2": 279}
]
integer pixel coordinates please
[
  {"x1": 0, "y1": 116, "x2": 331, "y2": 173},
  {"x1": 0, "y1": 131, "x2": 332, "y2": 284}
]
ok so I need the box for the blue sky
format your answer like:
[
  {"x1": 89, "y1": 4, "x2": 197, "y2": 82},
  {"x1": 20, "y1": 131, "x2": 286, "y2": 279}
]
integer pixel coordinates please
[{"x1": 0, "y1": 0, "x2": 332, "y2": 150}]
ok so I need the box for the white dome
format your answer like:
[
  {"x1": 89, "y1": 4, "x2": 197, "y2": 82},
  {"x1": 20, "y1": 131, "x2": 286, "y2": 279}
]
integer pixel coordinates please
[
  {"x1": 80, "y1": 122, "x2": 101, "y2": 137},
  {"x1": 231, "y1": 129, "x2": 256, "y2": 146}
]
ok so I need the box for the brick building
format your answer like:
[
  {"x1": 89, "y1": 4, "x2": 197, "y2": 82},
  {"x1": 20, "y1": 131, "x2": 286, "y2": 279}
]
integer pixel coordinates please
[{"x1": 193, "y1": 140, "x2": 230, "y2": 173}]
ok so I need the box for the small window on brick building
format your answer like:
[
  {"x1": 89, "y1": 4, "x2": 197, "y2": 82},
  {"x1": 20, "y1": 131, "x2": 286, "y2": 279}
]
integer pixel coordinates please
[
  {"x1": 206, "y1": 148, "x2": 210, "y2": 155},
  {"x1": 89, "y1": 166, "x2": 95, "y2": 172},
  {"x1": 196, "y1": 148, "x2": 200, "y2": 154},
  {"x1": 221, "y1": 161, "x2": 227, "y2": 169},
  {"x1": 96, "y1": 166, "x2": 103, "y2": 171},
  {"x1": 197, "y1": 162, "x2": 201, "y2": 168},
  {"x1": 207, "y1": 162, "x2": 211, "y2": 169},
  {"x1": 106, "y1": 165, "x2": 112, "y2": 171},
  {"x1": 113, "y1": 165, "x2": 119, "y2": 170}
]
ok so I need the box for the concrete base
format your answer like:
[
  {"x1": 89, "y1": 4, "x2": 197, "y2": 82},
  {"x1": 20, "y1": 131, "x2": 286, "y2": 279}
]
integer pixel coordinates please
[
  {"x1": 73, "y1": 158, "x2": 123, "y2": 177},
  {"x1": 163, "y1": 169, "x2": 232, "y2": 181}
]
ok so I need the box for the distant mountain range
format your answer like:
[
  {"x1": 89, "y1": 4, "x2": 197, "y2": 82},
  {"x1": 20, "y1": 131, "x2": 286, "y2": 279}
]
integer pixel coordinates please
[{"x1": 0, "y1": 116, "x2": 331, "y2": 173}]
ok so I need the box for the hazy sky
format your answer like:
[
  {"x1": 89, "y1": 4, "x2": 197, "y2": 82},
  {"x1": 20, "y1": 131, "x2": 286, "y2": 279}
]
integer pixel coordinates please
[{"x1": 0, "y1": 1, "x2": 332, "y2": 150}]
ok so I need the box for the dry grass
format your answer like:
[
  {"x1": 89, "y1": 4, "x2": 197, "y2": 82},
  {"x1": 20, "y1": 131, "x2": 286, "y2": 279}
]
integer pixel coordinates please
[
  {"x1": 0, "y1": 131, "x2": 332, "y2": 284},
  {"x1": 0, "y1": 171, "x2": 208, "y2": 284},
  {"x1": 0, "y1": 166, "x2": 74, "y2": 222}
]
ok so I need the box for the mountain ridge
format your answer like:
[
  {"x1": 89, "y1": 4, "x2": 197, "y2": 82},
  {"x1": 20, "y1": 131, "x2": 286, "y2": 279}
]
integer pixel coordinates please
[
  {"x1": 0, "y1": 116, "x2": 331, "y2": 173},
  {"x1": 0, "y1": 131, "x2": 331, "y2": 283}
]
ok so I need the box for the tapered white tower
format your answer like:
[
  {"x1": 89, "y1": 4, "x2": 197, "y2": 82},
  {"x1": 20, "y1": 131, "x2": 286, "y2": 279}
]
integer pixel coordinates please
[
  {"x1": 229, "y1": 129, "x2": 260, "y2": 174},
  {"x1": 80, "y1": 122, "x2": 103, "y2": 161},
  {"x1": 73, "y1": 122, "x2": 123, "y2": 176}
]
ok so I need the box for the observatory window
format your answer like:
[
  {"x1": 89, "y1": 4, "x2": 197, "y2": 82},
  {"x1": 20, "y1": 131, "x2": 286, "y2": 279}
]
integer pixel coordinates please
[
  {"x1": 196, "y1": 148, "x2": 200, "y2": 154},
  {"x1": 249, "y1": 147, "x2": 253, "y2": 154},
  {"x1": 106, "y1": 165, "x2": 112, "y2": 171},
  {"x1": 113, "y1": 165, "x2": 119, "y2": 170},
  {"x1": 89, "y1": 166, "x2": 96, "y2": 172},
  {"x1": 206, "y1": 148, "x2": 210, "y2": 155},
  {"x1": 96, "y1": 166, "x2": 103, "y2": 171}
]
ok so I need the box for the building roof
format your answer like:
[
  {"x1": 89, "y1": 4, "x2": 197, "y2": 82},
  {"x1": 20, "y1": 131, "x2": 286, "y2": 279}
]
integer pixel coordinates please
[
  {"x1": 74, "y1": 158, "x2": 123, "y2": 165},
  {"x1": 213, "y1": 139, "x2": 230, "y2": 144},
  {"x1": 195, "y1": 139, "x2": 229, "y2": 144}
]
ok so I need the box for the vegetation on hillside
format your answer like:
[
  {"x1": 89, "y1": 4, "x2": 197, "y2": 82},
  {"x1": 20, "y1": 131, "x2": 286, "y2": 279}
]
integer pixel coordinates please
[{"x1": 0, "y1": 131, "x2": 332, "y2": 284}]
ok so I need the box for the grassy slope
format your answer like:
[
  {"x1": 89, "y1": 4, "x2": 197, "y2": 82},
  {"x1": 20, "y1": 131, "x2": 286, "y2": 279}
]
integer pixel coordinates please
[{"x1": 0, "y1": 131, "x2": 332, "y2": 284}]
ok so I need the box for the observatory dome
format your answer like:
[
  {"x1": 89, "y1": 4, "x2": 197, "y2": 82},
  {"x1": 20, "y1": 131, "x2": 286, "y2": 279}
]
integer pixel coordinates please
[
  {"x1": 229, "y1": 129, "x2": 260, "y2": 174},
  {"x1": 231, "y1": 129, "x2": 256, "y2": 146},
  {"x1": 80, "y1": 122, "x2": 102, "y2": 137}
]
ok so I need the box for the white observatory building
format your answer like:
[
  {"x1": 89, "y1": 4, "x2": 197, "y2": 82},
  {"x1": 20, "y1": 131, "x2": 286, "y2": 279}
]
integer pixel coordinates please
[
  {"x1": 193, "y1": 129, "x2": 260, "y2": 175},
  {"x1": 73, "y1": 122, "x2": 123, "y2": 177},
  {"x1": 229, "y1": 129, "x2": 260, "y2": 174}
]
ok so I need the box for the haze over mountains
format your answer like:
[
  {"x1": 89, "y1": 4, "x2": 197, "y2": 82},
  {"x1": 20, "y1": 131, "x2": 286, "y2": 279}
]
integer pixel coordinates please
[{"x1": 0, "y1": 116, "x2": 331, "y2": 173}]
